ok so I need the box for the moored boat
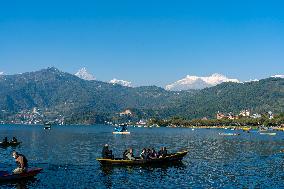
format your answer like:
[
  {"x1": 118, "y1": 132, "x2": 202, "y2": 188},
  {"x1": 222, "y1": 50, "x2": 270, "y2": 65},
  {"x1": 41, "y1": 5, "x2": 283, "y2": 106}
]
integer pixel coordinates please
[
  {"x1": 97, "y1": 150, "x2": 188, "y2": 166},
  {"x1": 0, "y1": 168, "x2": 43, "y2": 182}
]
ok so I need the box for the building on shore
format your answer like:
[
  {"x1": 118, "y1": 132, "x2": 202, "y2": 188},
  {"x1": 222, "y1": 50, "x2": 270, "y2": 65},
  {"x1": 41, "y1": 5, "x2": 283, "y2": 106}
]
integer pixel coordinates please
[{"x1": 119, "y1": 109, "x2": 133, "y2": 116}]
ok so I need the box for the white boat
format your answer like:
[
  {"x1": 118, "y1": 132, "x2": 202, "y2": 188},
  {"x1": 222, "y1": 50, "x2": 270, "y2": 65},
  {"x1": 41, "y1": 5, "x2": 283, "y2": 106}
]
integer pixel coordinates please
[
  {"x1": 112, "y1": 131, "x2": 130, "y2": 135},
  {"x1": 259, "y1": 132, "x2": 276, "y2": 136},
  {"x1": 219, "y1": 133, "x2": 240, "y2": 136}
]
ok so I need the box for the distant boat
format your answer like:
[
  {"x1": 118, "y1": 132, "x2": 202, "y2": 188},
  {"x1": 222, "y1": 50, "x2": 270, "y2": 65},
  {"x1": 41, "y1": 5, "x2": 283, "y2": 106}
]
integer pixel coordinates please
[
  {"x1": 44, "y1": 122, "x2": 52, "y2": 130},
  {"x1": 259, "y1": 132, "x2": 276, "y2": 136},
  {"x1": 0, "y1": 141, "x2": 21, "y2": 148},
  {"x1": 113, "y1": 125, "x2": 130, "y2": 134},
  {"x1": 112, "y1": 131, "x2": 130, "y2": 135},
  {"x1": 219, "y1": 133, "x2": 240, "y2": 136}
]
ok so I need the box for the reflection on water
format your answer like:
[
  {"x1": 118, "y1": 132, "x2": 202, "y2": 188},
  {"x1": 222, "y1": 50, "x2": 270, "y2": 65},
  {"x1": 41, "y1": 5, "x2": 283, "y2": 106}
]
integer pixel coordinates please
[{"x1": 0, "y1": 125, "x2": 283, "y2": 188}]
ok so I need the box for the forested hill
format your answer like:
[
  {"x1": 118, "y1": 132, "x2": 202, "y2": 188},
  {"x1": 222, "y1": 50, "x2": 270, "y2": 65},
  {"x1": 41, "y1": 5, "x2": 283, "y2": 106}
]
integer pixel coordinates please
[
  {"x1": 0, "y1": 67, "x2": 283, "y2": 122},
  {"x1": 160, "y1": 77, "x2": 284, "y2": 119}
]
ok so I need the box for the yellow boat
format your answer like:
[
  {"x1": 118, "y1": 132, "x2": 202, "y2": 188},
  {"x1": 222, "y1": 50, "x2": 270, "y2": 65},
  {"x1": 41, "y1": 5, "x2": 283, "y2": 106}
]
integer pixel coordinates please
[
  {"x1": 97, "y1": 150, "x2": 188, "y2": 166},
  {"x1": 242, "y1": 127, "x2": 251, "y2": 131}
]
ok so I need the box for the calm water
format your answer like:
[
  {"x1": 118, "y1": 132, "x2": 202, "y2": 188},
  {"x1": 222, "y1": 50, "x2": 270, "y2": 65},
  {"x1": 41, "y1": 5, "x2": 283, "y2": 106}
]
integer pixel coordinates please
[{"x1": 0, "y1": 125, "x2": 284, "y2": 189}]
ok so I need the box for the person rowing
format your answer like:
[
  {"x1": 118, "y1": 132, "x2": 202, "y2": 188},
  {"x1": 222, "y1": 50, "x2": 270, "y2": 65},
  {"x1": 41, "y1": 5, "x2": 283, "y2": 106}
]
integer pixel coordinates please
[{"x1": 12, "y1": 151, "x2": 28, "y2": 174}]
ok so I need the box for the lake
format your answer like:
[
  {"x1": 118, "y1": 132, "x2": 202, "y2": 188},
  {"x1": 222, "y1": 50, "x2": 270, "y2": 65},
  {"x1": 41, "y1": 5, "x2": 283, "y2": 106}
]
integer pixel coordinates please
[{"x1": 0, "y1": 125, "x2": 283, "y2": 188}]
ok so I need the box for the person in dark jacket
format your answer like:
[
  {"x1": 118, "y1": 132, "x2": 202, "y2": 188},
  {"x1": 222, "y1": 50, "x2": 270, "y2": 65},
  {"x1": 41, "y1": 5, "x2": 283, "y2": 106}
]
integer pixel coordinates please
[
  {"x1": 149, "y1": 148, "x2": 158, "y2": 159},
  {"x1": 102, "y1": 144, "x2": 114, "y2": 159},
  {"x1": 2, "y1": 137, "x2": 8, "y2": 145},
  {"x1": 158, "y1": 147, "x2": 168, "y2": 158}
]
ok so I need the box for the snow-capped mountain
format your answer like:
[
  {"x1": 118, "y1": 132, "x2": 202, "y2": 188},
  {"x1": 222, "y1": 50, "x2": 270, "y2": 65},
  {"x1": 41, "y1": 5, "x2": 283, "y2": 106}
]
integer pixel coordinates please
[
  {"x1": 244, "y1": 79, "x2": 259, "y2": 83},
  {"x1": 271, "y1": 75, "x2": 284, "y2": 78},
  {"x1": 109, "y1": 78, "x2": 132, "y2": 87},
  {"x1": 0, "y1": 72, "x2": 4, "y2": 75},
  {"x1": 75, "y1": 68, "x2": 96, "y2": 81},
  {"x1": 166, "y1": 73, "x2": 239, "y2": 91}
]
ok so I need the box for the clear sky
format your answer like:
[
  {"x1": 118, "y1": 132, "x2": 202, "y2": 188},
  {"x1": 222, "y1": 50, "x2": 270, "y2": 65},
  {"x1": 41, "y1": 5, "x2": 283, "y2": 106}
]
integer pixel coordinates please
[{"x1": 1, "y1": 0, "x2": 284, "y2": 87}]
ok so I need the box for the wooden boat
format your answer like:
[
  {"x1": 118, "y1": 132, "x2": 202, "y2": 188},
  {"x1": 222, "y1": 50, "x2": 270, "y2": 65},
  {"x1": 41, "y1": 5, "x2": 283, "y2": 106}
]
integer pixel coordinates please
[
  {"x1": 112, "y1": 131, "x2": 130, "y2": 135},
  {"x1": 0, "y1": 168, "x2": 42, "y2": 182},
  {"x1": 0, "y1": 142, "x2": 21, "y2": 148},
  {"x1": 97, "y1": 151, "x2": 188, "y2": 166}
]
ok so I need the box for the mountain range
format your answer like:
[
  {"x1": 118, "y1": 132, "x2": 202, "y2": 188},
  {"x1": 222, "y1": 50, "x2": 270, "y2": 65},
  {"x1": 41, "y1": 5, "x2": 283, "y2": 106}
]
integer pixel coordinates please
[{"x1": 0, "y1": 67, "x2": 283, "y2": 124}]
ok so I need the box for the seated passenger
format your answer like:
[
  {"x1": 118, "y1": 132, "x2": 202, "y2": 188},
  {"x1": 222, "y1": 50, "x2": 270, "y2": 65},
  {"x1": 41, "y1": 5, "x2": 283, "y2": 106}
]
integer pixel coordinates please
[
  {"x1": 146, "y1": 149, "x2": 151, "y2": 159},
  {"x1": 140, "y1": 148, "x2": 147, "y2": 159},
  {"x1": 11, "y1": 137, "x2": 18, "y2": 143},
  {"x1": 149, "y1": 148, "x2": 157, "y2": 159},
  {"x1": 158, "y1": 147, "x2": 168, "y2": 158},
  {"x1": 125, "y1": 148, "x2": 135, "y2": 160},
  {"x1": 102, "y1": 144, "x2": 114, "y2": 159},
  {"x1": 123, "y1": 149, "x2": 128, "y2": 160}
]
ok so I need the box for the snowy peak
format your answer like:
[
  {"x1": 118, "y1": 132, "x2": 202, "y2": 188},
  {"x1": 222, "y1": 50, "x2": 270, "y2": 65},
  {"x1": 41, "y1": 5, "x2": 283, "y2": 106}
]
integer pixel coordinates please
[
  {"x1": 109, "y1": 78, "x2": 132, "y2": 87},
  {"x1": 75, "y1": 68, "x2": 96, "y2": 81},
  {"x1": 0, "y1": 71, "x2": 4, "y2": 75},
  {"x1": 166, "y1": 73, "x2": 239, "y2": 91}
]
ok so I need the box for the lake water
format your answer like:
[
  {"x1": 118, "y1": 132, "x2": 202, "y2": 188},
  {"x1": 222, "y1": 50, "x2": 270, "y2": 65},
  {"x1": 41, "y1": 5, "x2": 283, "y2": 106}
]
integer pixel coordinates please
[{"x1": 0, "y1": 125, "x2": 284, "y2": 189}]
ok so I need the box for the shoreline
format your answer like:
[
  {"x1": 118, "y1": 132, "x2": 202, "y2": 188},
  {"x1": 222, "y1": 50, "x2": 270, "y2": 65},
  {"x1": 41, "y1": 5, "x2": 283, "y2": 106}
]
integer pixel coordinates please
[{"x1": 1, "y1": 123, "x2": 284, "y2": 131}]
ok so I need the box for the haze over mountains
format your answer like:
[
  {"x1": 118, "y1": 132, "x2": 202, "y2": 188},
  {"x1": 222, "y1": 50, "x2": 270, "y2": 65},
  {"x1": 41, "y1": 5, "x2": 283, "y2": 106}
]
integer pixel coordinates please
[{"x1": 0, "y1": 67, "x2": 283, "y2": 124}]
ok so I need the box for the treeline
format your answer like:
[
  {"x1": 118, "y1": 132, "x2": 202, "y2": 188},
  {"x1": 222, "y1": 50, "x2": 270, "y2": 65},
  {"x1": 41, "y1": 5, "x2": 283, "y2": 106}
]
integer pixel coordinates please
[{"x1": 148, "y1": 113, "x2": 284, "y2": 127}]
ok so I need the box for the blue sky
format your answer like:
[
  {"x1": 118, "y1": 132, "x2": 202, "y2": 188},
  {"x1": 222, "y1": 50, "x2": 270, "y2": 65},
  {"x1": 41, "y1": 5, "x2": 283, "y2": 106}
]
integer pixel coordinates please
[{"x1": 1, "y1": 0, "x2": 284, "y2": 87}]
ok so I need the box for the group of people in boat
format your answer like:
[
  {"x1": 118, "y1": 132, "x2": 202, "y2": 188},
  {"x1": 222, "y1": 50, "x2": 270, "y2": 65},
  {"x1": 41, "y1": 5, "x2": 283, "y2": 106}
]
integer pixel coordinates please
[
  {"x1": 140, "y1": 147, "x2": 168, "y2": 160},
  {"x1": 2, "y1": 137, "x2": 18, "y2": 145},
  {"x1": 102, "y1": 144, "x2": 168, "y2": 160}
]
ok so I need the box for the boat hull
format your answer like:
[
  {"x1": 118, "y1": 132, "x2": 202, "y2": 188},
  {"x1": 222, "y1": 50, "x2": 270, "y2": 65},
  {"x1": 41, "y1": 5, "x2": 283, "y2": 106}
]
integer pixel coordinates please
[
  {"x1": 0, "y1": 168, "x2": 43, "y2": 182},
  {"x1": 0, "y1": 142, "x2": 21, "y2": 148},
  {"x1": 97, "y1": 151, "x2": 188, "y2": 166}
]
